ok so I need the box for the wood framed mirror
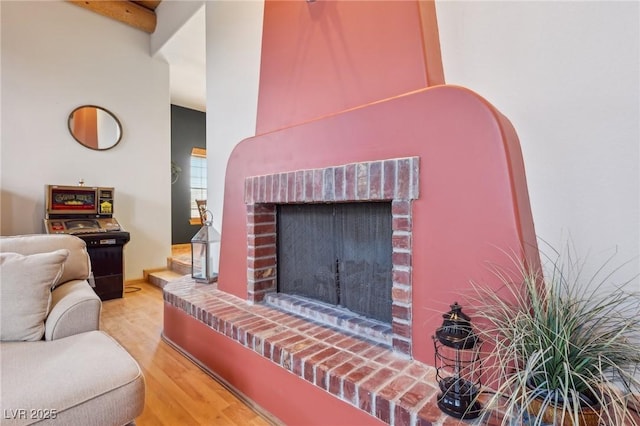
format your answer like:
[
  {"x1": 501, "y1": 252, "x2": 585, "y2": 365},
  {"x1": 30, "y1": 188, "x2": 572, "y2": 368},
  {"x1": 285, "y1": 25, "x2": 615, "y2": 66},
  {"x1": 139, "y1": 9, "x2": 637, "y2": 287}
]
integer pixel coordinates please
[{"x1": 68, "y1": 105, "x2": 123, "y2": 151}]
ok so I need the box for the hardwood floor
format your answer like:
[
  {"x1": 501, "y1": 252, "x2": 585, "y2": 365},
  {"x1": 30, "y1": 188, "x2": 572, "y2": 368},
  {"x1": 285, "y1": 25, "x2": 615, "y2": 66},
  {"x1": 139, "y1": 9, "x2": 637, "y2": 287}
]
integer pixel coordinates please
[{"x1": 100, "y1": 281, "x2": 273, "y2": 426}]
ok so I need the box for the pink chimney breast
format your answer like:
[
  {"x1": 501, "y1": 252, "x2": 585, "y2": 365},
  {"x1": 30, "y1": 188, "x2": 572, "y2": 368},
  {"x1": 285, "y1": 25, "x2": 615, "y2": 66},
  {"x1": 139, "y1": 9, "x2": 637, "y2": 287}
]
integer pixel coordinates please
[
  {"x1": 256, "y1": 0, "x2": 445, "y2": 134},
  {"x1": 165, "y1": 1, "x2": 539, "y2": 423}
]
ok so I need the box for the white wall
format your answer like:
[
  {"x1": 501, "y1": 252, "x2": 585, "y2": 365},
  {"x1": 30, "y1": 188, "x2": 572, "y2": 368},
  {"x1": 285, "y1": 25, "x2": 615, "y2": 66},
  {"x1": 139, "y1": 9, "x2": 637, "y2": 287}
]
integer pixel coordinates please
[
  {"x1": 0, "y1": 1, "x2": 171, "y2": 280},
  {"x1": 436, "y1": 1, "x2": 639, "y2": 286},
  {"x1": 151, "y1": 0, "x2": 204, "y2": 57},
  {"x1": 205, "y1": 0, "x2": 264, "y2": 236},
  {"x1": 152, "y1": 0, "x2": 206, "y2": 112}
]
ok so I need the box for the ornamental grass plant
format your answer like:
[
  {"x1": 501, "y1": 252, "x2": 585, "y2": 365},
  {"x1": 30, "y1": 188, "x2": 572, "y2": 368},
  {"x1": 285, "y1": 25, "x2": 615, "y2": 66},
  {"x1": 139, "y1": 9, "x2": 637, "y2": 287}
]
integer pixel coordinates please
[{"x1": 470, "y1": 243, "x2": 640, "y2": 425}]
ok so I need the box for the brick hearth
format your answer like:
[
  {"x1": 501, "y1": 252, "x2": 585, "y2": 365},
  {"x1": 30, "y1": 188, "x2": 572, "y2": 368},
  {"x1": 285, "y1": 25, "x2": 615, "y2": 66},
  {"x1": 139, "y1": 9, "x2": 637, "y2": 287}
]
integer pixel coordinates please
[{"x1": 163, "y1": 278, "x2": 505, "y2": 426}]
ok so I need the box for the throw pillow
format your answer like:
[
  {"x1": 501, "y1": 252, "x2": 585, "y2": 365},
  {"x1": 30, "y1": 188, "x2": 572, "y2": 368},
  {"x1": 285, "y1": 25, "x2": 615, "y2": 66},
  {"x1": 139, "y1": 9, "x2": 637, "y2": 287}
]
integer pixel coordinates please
[{"x1": 0, "y1": 249, "x2": 69, "y2": 341}]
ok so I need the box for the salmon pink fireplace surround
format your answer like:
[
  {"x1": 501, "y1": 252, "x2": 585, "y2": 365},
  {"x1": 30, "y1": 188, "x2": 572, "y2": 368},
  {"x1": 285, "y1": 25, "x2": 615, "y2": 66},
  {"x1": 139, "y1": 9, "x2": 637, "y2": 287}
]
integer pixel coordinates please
[
  {"x1": 244, "y1": 157, "x2": 419, "y2": 355},
  {"x1": 163, "y1": 2, "x2": 539, "y2": 423},
  {"x1": 164, "y1": 87, "x2": 539, "y2": 425},
  {"x1": 213, "y1": 86, "x2": 539, "y2": 363}
]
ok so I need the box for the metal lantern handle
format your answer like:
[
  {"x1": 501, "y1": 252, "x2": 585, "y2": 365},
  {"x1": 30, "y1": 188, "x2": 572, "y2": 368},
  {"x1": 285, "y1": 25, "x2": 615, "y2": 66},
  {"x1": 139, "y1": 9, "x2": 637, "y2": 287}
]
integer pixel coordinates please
[{"x1": 203, "y1": 209, "x2": 213, "y2": 226}]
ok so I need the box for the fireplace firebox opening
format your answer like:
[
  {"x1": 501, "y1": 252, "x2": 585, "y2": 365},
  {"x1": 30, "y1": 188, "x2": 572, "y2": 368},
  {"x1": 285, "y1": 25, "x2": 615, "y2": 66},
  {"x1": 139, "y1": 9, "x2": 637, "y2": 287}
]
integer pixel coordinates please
[
  {"x1": 245, "y1": 157, "x2": 419, "y2": 356},
  {"x1": 277, "y1": 202, "x2": 393, "y2": 323}
]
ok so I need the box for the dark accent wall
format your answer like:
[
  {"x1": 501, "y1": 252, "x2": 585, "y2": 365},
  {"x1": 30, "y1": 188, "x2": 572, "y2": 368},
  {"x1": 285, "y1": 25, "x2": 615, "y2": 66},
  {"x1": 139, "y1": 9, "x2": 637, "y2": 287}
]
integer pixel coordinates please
[{"x1": 171, "y1": 105, "x2": 205, "y2": 244}]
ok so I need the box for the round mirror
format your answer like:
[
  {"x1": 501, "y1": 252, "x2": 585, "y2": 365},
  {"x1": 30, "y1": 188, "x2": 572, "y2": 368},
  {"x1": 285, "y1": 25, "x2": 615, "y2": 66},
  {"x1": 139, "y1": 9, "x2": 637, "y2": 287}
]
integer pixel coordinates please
[{"x1": 68, "y1": 105, "x2": 122, "y2": 151}]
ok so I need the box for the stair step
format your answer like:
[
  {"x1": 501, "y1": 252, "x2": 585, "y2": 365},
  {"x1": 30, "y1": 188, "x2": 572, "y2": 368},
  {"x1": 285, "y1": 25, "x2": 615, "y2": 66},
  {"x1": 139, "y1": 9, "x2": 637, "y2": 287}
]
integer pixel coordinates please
[
  {"x1": 168, "y1": 257, "x2": 192, "y2": 276},
  {"x1": 147, "y1": 269, "x2": 188, "y2": 289}
]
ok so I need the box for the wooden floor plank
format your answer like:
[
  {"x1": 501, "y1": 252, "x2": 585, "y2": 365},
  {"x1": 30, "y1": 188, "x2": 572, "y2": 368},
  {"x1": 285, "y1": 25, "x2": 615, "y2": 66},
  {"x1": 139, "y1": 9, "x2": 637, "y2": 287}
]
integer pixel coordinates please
[{"x1": 100, "y1": 282, "x2": 272, "y2": 426}]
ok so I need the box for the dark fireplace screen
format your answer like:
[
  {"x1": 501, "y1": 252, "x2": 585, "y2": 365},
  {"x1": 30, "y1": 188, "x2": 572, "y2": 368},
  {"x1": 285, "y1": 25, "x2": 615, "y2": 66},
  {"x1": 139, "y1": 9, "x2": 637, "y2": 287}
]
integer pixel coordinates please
[{"x1": 277, "y1": 202, "x2": 393, "y2": 323}]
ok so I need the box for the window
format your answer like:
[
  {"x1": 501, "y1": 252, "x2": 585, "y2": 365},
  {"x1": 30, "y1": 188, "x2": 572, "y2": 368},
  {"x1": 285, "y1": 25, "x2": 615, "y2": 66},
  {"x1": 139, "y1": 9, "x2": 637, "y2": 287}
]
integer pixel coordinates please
[{"x1": 190, "y1": 147, "x2": 207, "y2": 224}]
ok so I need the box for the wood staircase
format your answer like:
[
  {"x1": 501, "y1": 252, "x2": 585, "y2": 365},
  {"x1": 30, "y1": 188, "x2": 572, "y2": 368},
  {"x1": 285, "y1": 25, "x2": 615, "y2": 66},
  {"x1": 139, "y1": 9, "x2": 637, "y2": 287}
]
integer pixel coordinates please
[{"x1": 145, "y1": 244, "x2": 192, "y2": 288}]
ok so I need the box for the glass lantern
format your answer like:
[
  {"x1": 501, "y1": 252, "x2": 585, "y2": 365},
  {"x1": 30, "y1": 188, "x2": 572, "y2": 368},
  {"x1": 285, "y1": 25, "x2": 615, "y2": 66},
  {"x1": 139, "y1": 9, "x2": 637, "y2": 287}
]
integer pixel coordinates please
[
  {"x1": 191, "y1": 217, "x2": 221, "y2": 283},
  {"x1": 432, "y1": 302, "x2": 483, "y2": 419}
]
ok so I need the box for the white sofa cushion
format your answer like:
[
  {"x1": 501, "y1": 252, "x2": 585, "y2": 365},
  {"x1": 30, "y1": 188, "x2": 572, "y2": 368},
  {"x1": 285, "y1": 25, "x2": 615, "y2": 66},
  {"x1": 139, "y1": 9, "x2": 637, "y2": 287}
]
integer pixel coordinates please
[
  {"x1": 0, "y1": 249, "x2": 69, "y2": 341},
  {"x1": 0, "y1": 330, "x2": 145, "y2": 426}
]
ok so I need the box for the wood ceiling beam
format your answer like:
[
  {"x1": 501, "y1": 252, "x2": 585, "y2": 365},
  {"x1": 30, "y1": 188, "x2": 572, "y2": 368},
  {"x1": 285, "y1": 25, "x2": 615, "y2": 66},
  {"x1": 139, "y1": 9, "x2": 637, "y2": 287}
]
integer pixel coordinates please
[
  {"x1": 132, "y1": 1, "x2": 161, "y2": 11},
  {"x1": 68, "y1": 1, "x2": 157, "y2": 34}
]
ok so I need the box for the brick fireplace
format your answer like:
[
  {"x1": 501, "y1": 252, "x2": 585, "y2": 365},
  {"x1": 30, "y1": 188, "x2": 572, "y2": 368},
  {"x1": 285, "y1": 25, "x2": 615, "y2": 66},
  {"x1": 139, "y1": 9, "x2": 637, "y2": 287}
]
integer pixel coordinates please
[
  {"x1": 164, "y1": 86, "x2": 538, "y2": 425},
  {"x1": 244, "y1": 157, "x2": 419, "y2": 356},
  {"x1": 163, "y1": 1, "x2": 539, "y2": 424}
]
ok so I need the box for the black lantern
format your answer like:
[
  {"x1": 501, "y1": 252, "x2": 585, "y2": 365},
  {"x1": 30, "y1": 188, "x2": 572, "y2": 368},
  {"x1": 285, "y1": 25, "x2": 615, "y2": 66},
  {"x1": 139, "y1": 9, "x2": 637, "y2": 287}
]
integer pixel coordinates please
[
  {"x1": 191, "y1": 214, "x2": 221, "y2": 283},
  {"x1": 432, "y1": 302, "x2": 482, "y2": 419}
]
